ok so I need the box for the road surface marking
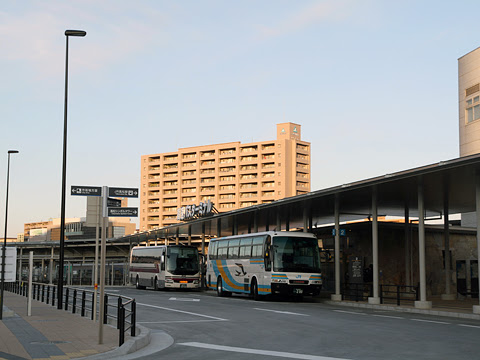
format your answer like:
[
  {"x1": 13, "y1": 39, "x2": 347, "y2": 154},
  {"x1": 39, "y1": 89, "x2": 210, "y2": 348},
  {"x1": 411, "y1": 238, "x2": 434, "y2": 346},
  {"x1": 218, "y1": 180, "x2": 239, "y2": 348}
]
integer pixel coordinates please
[
  {"x1": 410, "y1": 319, "x2": 449, "y2": 324},
  {"x1": 137, "y1": 302, "x2": 226, "y2": 321},
  {"x1": 169, "y1": 297, "x2": 200, "y2": 302},
  {"x1": 254, "y1": 308, "x2": 309, "y2": 316},
  {"x1": 179, "y1": 342, "x2": 351, "y2": 360},
  {"x1": 372, "y1": 314, "x2": 404, "y2": 320},
  {"x1": 458, "y1": 324, "x2": 480, "y2": 329},
  {"x1": 333, "y1": 310, "x2": 367, "y2": 315},
  {"x1": 138, "y1": 319, "x2": 225, "y2": 324}
]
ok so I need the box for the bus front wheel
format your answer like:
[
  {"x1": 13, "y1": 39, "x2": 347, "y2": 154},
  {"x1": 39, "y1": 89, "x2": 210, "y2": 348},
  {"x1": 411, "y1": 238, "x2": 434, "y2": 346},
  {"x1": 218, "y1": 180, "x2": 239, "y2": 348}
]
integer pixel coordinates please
[
  {"x1": 251, "y1": 278, "x2": 260, "y2": 301},
  {"x1": 217, "y1": 277, "x2": 231, "y2": 297}
]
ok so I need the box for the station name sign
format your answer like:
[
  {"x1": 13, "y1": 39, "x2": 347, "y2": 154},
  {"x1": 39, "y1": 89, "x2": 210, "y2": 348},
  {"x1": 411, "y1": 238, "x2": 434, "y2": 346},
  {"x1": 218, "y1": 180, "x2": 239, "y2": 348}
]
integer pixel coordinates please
[{"x1": 177, "y1": 200, "x2": 213, "y2": 221}]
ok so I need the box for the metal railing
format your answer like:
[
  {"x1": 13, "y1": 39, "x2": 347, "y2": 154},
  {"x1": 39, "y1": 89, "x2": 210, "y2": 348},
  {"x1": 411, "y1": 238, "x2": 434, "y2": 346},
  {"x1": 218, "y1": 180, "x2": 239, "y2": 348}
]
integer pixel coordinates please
[
  {"x1": 341, "y1": 283, "x2": 419, "y2": 305},
  {"x1": 5, "y1": 281, "x2": 136, "y2": 346}
]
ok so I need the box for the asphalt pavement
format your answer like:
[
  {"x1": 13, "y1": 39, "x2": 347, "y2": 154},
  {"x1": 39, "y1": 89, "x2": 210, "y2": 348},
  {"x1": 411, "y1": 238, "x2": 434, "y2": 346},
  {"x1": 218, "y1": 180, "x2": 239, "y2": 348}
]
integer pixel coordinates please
[{"x1": 1, "y1": 288, "x2": 480, "y2": 360}]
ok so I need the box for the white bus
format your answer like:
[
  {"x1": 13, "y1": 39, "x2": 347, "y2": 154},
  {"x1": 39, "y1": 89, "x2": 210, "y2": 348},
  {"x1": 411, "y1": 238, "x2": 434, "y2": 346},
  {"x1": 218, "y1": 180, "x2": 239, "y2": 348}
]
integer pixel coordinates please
[
  {"x1": 206, "y1": 231, "x2": 322, "y2": 299},
  {"x1": 129, "y1": 245, "x2": 200, "y2": 290}
]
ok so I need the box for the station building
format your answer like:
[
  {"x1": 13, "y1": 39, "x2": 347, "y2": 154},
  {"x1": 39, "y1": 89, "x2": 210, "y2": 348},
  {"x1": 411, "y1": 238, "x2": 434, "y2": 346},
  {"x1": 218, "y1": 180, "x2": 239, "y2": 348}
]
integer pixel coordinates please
[{"x1": 140, "y1": 122, "x2": 311, "y2": 230}]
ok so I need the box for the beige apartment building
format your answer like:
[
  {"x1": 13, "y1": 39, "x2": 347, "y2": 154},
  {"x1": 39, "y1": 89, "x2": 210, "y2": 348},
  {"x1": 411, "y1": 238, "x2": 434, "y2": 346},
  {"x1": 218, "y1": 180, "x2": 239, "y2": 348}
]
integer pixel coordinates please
[
  {"x1": 140, "y1": 123, "x2": 311, "y2": 230},
  {"x1": 459, "y1": 47, "x2": 480, "y2": 156}
]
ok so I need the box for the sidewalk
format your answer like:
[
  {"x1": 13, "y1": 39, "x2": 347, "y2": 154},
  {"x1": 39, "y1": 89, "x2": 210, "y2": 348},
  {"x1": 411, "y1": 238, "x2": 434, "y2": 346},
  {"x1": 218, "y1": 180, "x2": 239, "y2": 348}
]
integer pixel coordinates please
[
  {"x1": 0, "y1": 291, "x2": 126, "y2": 360},
  {"x1": 323, "y1": 294, "x2": 480, "y2": 320}
]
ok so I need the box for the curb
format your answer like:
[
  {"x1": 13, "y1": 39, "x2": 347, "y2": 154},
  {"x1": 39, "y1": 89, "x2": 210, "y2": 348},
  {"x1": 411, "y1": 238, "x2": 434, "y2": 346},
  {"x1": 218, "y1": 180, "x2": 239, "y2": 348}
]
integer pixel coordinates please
[
  {"x1": 324, "y1": 300, "x2": 480, "y2": 320},
  {"x1": 83, "y1": 324, "x2": 151, "y2": 360}
]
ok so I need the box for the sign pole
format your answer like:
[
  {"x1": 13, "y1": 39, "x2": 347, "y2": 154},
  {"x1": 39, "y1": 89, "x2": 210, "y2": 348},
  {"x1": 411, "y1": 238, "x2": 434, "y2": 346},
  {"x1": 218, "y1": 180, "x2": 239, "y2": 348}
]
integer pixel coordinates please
[
  {"x1": 93, "y1": 197, "x2": 100, "y2": 322},
  {"x1": 98, "y1": 186, "x2": 107, "y2": 344}
]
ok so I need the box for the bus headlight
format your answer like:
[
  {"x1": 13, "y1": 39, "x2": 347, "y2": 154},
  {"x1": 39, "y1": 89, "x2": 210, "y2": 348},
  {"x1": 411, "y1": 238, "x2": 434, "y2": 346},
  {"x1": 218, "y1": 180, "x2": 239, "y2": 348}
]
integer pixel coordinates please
[
  {"x1": 310, "y1": 280, "x2": 322, "y2": 285},
  {"x1": 165, "y1": 278, "x2": 174, "y2": 284},
  {"x1": 193, "y1": 280, "x2": 199, "y2": 284},
  {"x1": 272, "y1": 279, "x2": 288, "y2": 283}
]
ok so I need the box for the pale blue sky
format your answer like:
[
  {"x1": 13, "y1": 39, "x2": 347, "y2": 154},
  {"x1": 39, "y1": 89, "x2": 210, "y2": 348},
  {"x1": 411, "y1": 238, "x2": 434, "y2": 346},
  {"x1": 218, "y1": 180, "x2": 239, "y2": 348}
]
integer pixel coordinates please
[{"x1": 0, "y1": 0, "x2": 477, "y2": 237}]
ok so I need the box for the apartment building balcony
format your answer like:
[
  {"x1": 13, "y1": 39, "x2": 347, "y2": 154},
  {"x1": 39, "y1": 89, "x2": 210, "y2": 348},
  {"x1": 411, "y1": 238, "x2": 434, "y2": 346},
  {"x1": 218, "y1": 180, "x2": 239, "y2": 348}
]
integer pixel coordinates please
[
  {"x1": 149, "y1": 200, "x2": 160, "y2": 205},
  {"x1": 220, "y1": 166, "x2": 235, "y2": 173},
  {"x1": 163, "y1": 198, "x2": 177, "y2": 204},
  {"x1": 148, "y1": 190, "x2": 160, "y2": 196},
  {"x1": 201, "y1": 151, "x2": 215, "y2": 158},
  {"x1": 149, "y1": 175, "x2": 161, "y2": 180},
  {"x1": 240, "y1": 146, "x2": 257, "y2": 153},
  {"x1": 261, "y1": 143, "x2": 275, "y2": 152},
  {"x1": 182, "y1": 161, "x2": 197, "y2": 168},
  {"x1": 219, "y1": 202, "x2": 236, "y2": 209},
  {"x1": 240, "y1": 164, "x2": 258, "y2": 172},
  {"x1": 164, "y1": 155, "x2": 178, "y2": 162},
  {"x1": 163, "y1": 172, "x2": 178, "y2": 178},
  {"x1": 148, "y1": 182, "x2": 160, "y2": 188},
  {"x1": 163, "y1": 189, "x2": 178, "y2": 195},
  {"x1": 240, "y1": 201, "x2": 257, "y2": 207},
  {"x1": 240, "y1": 155, "x2": 258, "y2": 163},
  {"x1": 219, "y1": 149, "x2": 236, "y2": 157},
  {"x1": 240, "y1": 192, "x2": 257, "y2": 199},
  {"x1": 240, "y1": 183, "x2": 257, "y2": 189},
  {"x1": 149, "y1": 165, "x2": 160, "y2": 171},
  {"x1": 163, "y1": 164, "x2": 178, "y2": 170},
  {"x1": 262, "y1": 172, "x2": 275, "y2": 179},
  {"x1": 148, "y1": 156, "x2": 160, "y2": 164},
  {"x1": 201, "y1": 186, "x2": 215, "y2": 193},
  {"x1": 201, "y1": 168, "x2": 215, "y2": 175},
  {"x1": 220, "y1": 175, "x2": 236, "y2": 182},
  {"x1": 163, "y1": 181, "x2": 178, "y2": 187},
  {"x1": 201, "y1": 160, "x2": 216, "y2": 167},
  {"x1": 182, "y1": 153, "x2": 197, "y2": 160}
]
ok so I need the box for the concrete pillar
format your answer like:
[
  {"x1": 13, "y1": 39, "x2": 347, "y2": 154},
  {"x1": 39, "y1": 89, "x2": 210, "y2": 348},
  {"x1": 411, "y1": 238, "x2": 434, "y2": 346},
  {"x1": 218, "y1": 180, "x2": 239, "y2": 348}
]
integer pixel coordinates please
[
  {"x1": 303, "y1": 205, "x2": 308, "y2": 233},
  {"x1": 285, "y1": 209, "x2": 290, "y2": 231},
  {"x1": 474, "y1": 175, "x2": 480, "y2": 314},
  {"x1": 369, "y1": 187, "x2": 380, "y2": 304},
  {"x1": 188, "y1": 226, "x2": 192, "y2": 246},
  {"x1": 18, "y1": 247, "x2": 23, "y2": 282},
  {"x1": 442, "y1": 183, "x2": 455, "y2": 300},
  {"x1": 405, "y1": 203, "x2": 411, "y2": 287},
  {"x1": 331, "y1": 194, "x2": 342, "y2": 301},
  {"x1": 276, "y1": 210, "x2": 281, "y2": 231},
  {"x1": 175, "y1": 228, "x2": 179, "y2": 245},
  {"x1": 201, "y1": 223, "x2": 206, "y2": 289},
  {"x1": 233, "y1": 217, "x2": 238, "y2": 236},
  {"x1": 415, "y1": 179, "x2": 432, "y2": 309},
  {"x1": 253, "y1": 211, "x2": 258, "y2": 233}
]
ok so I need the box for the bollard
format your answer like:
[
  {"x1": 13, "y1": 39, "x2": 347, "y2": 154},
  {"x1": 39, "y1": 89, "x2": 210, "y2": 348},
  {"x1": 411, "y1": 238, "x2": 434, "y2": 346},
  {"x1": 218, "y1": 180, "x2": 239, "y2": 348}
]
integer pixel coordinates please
[
  {"x1": 46, "y1": 286, "x2": 50, "y2": 305},
  {"x1": 117, "y1": 297, "x2": 122, "y2": 329},
  {"x1": 65, "y1": 288, "x2": 69, "y2": 311},
  {"x1": 81, "y1": 291, "x2": 86, "y2": 317},
  {"x1": 131, "y1": 300, "x2": 136, "y2": 337},
  {"x1": 42, "y1": 285, "x2": 45, "y2": 303},
  {"x1": 397, "y1": 286, "x2": 401, "y2": 306},
  {"x1": 119, "y1": 305, "x2": 125, "y2": 346},
  {"x1": 72, "y1": 289, "x2": 77, "y2": 314},
  {"x1": 91, "y1": 292, "x2": 95, "y2": 320},
  {"x1": 103, "y1": 294, "x2": 108, "y2": 324},
  {"x1": 52, "y1": 287, "x2": 55, "y2": 307},
  {"x1": 37, "y1": 283, "x2": 40, "y2": 301},
  {"x1": 380, "y1": 285, "x2": 383, "y2": 304}
]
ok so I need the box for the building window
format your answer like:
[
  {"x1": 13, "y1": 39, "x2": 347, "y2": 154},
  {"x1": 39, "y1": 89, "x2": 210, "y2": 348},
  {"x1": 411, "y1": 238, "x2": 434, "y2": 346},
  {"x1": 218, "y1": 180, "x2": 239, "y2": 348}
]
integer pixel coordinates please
[{"x1": 467, "y1": 96, "x2": 480, "y2": 123}]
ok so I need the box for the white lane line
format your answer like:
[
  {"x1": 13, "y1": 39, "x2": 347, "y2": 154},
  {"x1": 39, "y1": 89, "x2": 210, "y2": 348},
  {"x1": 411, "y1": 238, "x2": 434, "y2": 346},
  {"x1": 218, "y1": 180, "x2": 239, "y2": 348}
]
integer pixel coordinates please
[
  {"x1": 333, "y1": 310, "x2": 367, "y2": 316},
  {"x1": 179, "y1": 342, "x2": 351, "y2": 360},
  {"x1": 138, "y1": 319, "x2": 225, "y2": 324},
  {"x1": 458, "y1": 324, "x2": 480, "y2": 329},
  {"x1": 372, "y1": 314, "x2": 404, "y2": 320},
  {"x1": 410, "y1": 319, "x2": 450, "y2": 325},
  {"x1": 169, "y1": 297, "x2": 200, "y2": 302},
  {"x1": 137, "y1": 302, "x2": 227, "y2": 321},
  {"x1": 254, "y1": 308, "x2": 309, "y2": 316}
]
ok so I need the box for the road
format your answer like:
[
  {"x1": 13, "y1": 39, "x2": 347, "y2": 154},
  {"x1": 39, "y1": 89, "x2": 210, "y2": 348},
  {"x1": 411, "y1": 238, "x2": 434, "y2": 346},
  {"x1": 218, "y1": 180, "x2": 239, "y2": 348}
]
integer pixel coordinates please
[{"x1": 112, "y1": 287, "x2": 480, "y2": 360}]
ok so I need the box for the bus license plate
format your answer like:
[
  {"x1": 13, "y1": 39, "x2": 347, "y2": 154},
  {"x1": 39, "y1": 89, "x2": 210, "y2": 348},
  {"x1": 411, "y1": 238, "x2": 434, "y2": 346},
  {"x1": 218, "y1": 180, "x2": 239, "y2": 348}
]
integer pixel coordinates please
[
  {"x1": 180, "y1": 284, "x2": 187, "y2": 288},
  {"x1": 293, "y1": 288, "x2": 303, "y2": 295}
]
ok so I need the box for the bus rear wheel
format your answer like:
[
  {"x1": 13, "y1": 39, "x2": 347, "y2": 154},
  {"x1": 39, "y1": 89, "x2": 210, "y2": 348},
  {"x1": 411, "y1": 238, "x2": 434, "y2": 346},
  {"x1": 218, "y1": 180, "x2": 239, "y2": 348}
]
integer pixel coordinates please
[{"x1": 135, "y1": 276, "x2": 144, "y2": 290}]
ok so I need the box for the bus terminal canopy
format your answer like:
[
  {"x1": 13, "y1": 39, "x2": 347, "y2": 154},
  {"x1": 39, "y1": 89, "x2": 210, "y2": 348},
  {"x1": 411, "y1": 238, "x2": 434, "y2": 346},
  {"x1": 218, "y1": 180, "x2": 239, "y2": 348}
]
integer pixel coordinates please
[{"x1": 121, "y1": 153, "x2": 480, "y2": 242}]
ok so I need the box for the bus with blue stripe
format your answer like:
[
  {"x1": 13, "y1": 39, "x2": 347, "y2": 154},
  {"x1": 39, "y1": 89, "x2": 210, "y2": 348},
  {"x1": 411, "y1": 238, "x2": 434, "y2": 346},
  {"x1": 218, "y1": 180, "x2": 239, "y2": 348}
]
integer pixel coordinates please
[{"x1": 206, "y1": 231, "x2": 322, "y2": 299}]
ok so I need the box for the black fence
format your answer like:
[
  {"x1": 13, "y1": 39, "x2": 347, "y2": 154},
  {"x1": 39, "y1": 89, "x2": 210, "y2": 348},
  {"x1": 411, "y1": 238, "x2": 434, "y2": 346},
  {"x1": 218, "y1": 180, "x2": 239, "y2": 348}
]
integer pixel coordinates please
[
  {"x1": 5, "y1": 281, "x2": 136, "y2": 346},
  {"x1": 341, "y1": 283, "x2": 419, "y2": 305}
]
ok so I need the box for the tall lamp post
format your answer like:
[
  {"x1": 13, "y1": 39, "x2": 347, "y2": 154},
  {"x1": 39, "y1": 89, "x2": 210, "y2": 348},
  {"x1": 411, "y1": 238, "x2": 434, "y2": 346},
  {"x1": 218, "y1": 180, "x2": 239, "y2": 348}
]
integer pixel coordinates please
[
  {"x1": 58, "y1": 29, "x2": 86, "y2": 309},
  {"x1": 1, "y1": 149, "x2": 19, "y2": 320}
]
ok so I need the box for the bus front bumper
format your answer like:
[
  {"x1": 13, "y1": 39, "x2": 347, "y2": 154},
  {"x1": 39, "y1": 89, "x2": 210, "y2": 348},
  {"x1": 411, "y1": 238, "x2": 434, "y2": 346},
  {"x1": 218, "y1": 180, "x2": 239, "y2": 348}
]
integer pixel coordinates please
[{"x1": 271, "y1": 283, "x2": 322, "y2": 296}]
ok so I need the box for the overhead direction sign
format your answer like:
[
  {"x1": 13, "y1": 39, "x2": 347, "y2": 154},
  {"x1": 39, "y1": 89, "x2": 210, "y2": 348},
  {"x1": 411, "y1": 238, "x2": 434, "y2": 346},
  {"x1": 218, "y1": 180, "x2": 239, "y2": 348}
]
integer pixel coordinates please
[
  {"x1": 107, "y1": 198, "x2": 122, "y2": 207},
  {"x1": 71, "y1": 185, "x2": 102, "y2": 196},
  {"x1": 108, "y1": 187, "x2": 138, "y2": 198},
  {"x1": 107, "y1": 207, "x2": 138, "y2": 217}
]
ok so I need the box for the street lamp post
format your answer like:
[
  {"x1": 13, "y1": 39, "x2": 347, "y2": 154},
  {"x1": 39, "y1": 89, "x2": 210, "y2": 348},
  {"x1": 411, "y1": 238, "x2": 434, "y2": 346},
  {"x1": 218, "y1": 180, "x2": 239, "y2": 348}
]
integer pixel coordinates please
[
  {"x1": 58, "y1": 29, "x2": 86, "y2": 310},
  {"x1": 1, "y1": 150, "x2": 19, "y2": 320}
]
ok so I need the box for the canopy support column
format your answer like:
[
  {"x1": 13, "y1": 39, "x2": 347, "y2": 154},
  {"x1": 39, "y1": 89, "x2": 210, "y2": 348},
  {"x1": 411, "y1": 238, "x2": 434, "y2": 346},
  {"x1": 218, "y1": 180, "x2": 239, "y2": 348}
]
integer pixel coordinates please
[
  {"x1": 415, "y1": 179, "x2": 432, "y2": 309},
  {"x1": 331, "y1": 194, "x2": 342, "y2": 301},
  {"x1": 369, "y1": 187, "x2": 380, "y2": 304},
  {"x1": 474, "y1": 174, "x2": 480, "y2": 314}
]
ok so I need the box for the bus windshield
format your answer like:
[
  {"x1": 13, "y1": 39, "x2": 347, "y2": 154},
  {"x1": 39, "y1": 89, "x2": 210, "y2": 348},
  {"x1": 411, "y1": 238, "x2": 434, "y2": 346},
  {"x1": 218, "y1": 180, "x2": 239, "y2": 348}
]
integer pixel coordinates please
[
  {"x1": 272, "y1": 236, "x2": 321, "y2": 273},
  {"x1": 166, "y1": 247, "x2": 199, "y2": 275}
]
